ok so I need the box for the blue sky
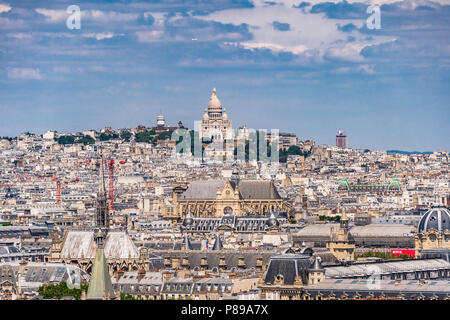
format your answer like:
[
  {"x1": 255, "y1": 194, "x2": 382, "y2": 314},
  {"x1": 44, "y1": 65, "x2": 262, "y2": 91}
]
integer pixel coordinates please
[{"x1": 0, "y1": 0, "x2": 449, "y2": 151}]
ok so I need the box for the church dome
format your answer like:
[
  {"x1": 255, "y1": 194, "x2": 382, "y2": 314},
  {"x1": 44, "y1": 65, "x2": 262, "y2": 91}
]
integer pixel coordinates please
[
  {"x1": 417, "y1": 206, "x2": 450, "y2": 233},
  {"x1": 208, "y1": 88, "x2": 222, "y2": 110}
]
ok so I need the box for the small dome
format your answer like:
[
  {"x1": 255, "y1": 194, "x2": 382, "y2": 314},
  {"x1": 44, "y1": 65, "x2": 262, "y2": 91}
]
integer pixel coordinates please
[
  {"x1": 417, "y1": 206, "x2": 450, "y2": 233},
  {"x1": 208, "y1": 88, "x2": 222, "y2": 110},
  {"x1": 265, "y1": 213, "x2": 280, "y2": 228},
  {"x1": 182, "y1": 212, "x2": 194, "y2": 227}
]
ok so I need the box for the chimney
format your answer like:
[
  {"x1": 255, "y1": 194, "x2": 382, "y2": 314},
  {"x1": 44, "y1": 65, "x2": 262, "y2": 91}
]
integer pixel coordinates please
[{"x1": 138, "y1": 269, "x2": 146, "y2": 282}]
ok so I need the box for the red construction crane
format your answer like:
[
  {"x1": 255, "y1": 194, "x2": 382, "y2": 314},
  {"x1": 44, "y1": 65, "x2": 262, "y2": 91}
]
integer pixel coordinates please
[
  {"x1": 52, "y1": 177, "x2": 61, "y2": 205},
  {"x1": 108, "y1": 159, "x2": 114, "y2": 211},
  {"x1": 52, "y1": 177, "x2": 79, "y2": 205},
  {"x1": 56, "y1": 180, "x2": 61, "y2": 205}
]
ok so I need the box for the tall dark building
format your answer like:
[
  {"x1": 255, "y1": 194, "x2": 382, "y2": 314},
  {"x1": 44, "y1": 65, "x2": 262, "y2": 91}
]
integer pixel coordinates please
[
  {"x1": 336, "y1": 130, "x2": 348, "y2": 148},
  {"x1": 95, "y1": 153, "x2": 110, "y2": 231}
]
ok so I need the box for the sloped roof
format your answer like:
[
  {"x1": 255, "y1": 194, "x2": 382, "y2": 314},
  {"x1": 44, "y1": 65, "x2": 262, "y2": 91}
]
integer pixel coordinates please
[
  {"x1": 295, "y1": 224, "x2": 338, "y2": 237},
  {"x1": 181, "y1": 180, "x2": 226, "y2": 200},
  {"x1": 1, "y1": 262, "x2": 90, "y2": 293},
  {"x1": 60, "y1": 231, "x2": 139, "y2": 260},
  {"x1": 181, "y1": 179, "x2": 281, "y2": 200},
  {"x1": 325, "y1": 259, "x2": 450, "y2": 278},
  {"x1": 87, "y1": 248, "x2": 115, "y2": 299},
  {"x1": 264, "y1": 253, "x2": 311, "y2": 285},
  {"x1": 238, "y1": 180, "x2": 281, "y2": 199},
  {"x1": 350, "y1": 224, "x2": 415, "y2": 237}
]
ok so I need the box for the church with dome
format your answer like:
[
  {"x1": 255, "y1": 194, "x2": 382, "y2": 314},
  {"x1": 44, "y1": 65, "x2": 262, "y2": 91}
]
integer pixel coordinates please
[
  {"x1": 199, "y1": 88, "x2": 233, "y2": 143},
  {"x1": 415, "y1": 206, "x2": 450, "y2": 257}
]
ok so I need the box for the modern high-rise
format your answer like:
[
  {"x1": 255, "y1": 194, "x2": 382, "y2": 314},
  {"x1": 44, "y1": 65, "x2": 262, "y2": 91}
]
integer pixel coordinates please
[{"x1": 336, "y1": 130, "x2": 348, "y2": 148}]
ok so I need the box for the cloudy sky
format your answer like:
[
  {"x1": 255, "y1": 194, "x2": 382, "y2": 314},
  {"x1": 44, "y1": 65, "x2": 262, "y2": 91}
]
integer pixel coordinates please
[{"x1": 0, "y1": 0, "x2": 449, "y2": 151}]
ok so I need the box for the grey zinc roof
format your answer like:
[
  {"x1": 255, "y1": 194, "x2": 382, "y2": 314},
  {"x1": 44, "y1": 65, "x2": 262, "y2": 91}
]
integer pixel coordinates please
[
  {"x1": 295, "y1": 224, "x2": 338, "y2": 237},
  {"x1": 264, "y1": 253, "x2": 312, "y2": 285},
  {"x1": 1, "y1": 262, "x2": 90, "y2": 293},
  {"x1": 181, "y1": 180, "x2": 226, "y2": 199},
  {"x1": 181, "y1": 179, "x2": 281, "y2": 200},
  {"x1": 61, "y1": 230, "x2": 139, "y2": 259},
  {"x1": 238, "y1": 180, "x2": 281, "y2": 199},
  {"x1": 350, "y1": 224, "x2": 415, "y2": 237},
  {"x1": 325, "y1": 259, "x2": 450, "y2": 278},
  {"x1": 305, "y1": 278, "x2": 450, "y2": 295},
  {"x1": 295, "y1": 223, "x2": 415, "y2": 238}
]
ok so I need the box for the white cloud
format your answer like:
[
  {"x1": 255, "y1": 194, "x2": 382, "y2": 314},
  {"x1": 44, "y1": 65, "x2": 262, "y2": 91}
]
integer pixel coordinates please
[
  {"x1": 331, "y1": 64, "x2": 377, "y2": 74},
  {"x1": 35, "y1": 8, "x2": 66, "y2": 22},
  {"x1": 358, "y1": 64, "x2": 377, "y2": 74},
  {"x1": 36, "y1": 8, "x2": 139, "y2": 23},
  {"x1": 136, "y1": 30, "x2": 165, "y2": 42},
  {"x1": 237, "y1": 42, "x2": 308, "y2": 55},
  {"x1": 8, "y1": 68, "x2": 43, "y2": 80},
  {"x1": 7, "y1": 33, "x2": 31, "y2": 39},
  {"x1": 254, "y1": 0, "x2": 450, "y2": 5},
  {"x1": 85, "y1": 10, "x2": 138, "y2": 22},
  {"x1": 325, "y1": 43, "x2": 367, "y2": 62},
  {"x1": 197, "y1": 1, "x2": 395, "y2": 63},
  {"x1": 0, "y1": 3, "x2": 11, "y2": 13},
  {"x1": 84, "y1": 32, "x2": 116, "y2": 40}
]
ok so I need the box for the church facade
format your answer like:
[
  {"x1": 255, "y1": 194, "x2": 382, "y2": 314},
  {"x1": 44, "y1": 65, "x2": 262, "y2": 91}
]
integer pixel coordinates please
[
  {"x1": 164, "y1": 170, "x2": 292, "y2": 220},
  {"x1": 199, "y1": 88, "x2": 232, "y2": 142}
]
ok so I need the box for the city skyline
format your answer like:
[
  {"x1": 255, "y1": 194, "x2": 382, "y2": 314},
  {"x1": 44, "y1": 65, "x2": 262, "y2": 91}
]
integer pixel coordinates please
[{"x1": 0, "y1": 0, "x2": 449, "y2": 151}]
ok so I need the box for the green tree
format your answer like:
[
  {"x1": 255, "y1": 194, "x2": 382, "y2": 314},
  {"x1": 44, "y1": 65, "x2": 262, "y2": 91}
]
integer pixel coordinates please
[
  {"x1": 56, "y1": 135, "x2": 75, "y2": 145},
  {"x1": 38, "y1": 282, "x2": 88, "y2": 300},
  {"x1": 120, "y1": 293, "x2": 140, "y2": 300},
  {"x1": 287, "y1": 145, "x2": 302, "y2": 155},
  {"x1": 135, "y1": 130, "x2": 154, "y2": 143},
  {"x1": 120, "y1": 131, "x2": 132, "y2": 142},
  {"x1": 99, "y1": 133, "x2": 111, "y2": 141},
  {"x1": 78, "y1": 135, "x2": 95, "y2": 145},
  {"x1": 157, "y1": 130, "x2": 174, "y2": 141}
]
